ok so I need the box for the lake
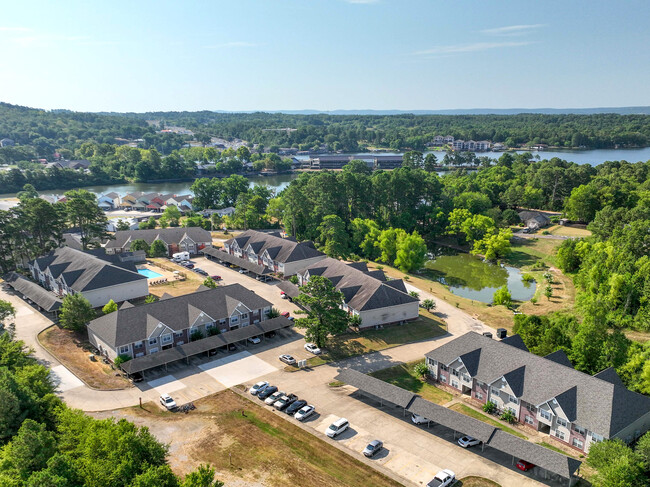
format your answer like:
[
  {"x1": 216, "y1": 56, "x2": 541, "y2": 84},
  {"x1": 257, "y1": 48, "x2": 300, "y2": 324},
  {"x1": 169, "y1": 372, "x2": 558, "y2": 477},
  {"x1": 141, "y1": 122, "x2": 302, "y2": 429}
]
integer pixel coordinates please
[{"x1": 422, "y1": 251, "x2": 536, "y2": 303}]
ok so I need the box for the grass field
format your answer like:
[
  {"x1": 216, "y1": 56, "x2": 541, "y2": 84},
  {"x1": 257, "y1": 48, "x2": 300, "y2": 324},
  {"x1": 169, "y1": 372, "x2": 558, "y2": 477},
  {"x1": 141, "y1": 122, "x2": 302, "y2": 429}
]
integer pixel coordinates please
[
  {"x1": 147, "y1": 258, "x2": 205, "y2": 297},
  {"x1": 369, "y1": 361, "x2": 453, "y2": 404},
  {"x1": 538, "y1": 441, "x2": 569, "y2": 454},
  {"x1": 457, "y1": 477, "x2": 502, "y2": 487},
  {"x1": 39, "y1": 326, "x2": 132, "y2": 390},
  {"x1": 448, "y1": 403, "x2": 528, "y2": 440},
  {"x1": 129, "y1": 390, "x2": 401, "y2": 487},
  {"x1": 306, "y1": 310, "x2": 446, "y2": 367}
]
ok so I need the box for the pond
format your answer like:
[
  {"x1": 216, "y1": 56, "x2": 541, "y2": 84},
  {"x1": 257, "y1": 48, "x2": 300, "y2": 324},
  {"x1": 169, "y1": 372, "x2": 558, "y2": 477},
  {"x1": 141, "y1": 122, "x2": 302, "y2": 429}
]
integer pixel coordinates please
[{"x1": 422, "y1": 251, "x2": 536, "y2": 303}]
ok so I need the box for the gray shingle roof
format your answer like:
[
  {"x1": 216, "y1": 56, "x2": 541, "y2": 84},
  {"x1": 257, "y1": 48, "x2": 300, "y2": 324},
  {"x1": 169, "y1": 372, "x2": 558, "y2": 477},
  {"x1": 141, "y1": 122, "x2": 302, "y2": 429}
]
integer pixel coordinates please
[
  {"x1": 501, "y1": 334, "x2": 529, "y2": 352},
  {"x1": 4, "y1": 272, "x2": 62, "y2": 312},
  {"x1": 335, "y1": 368, "x2": 416, "y2": 409},
  {"x1": 105, "y1": 227, "x2": 212, "y2": 250},
  {"x1": 425, "y1": 332, "x2": 650, "y2": 437},
  {"x1": 33, "y1": 247, "x2": 146, "y2": 292},
  {"x1": 544, "y1": 350, "x2": 574, "y2": 368},
  {"x1": 88, "y1": 283, "x2": 272, "y2": 348},
  {"x1": 201, "y1": 247, "x2": 271, "y2": 274},
  {"x1": 594, "y1": 367, "x2": 625, "y2": 387},
  {"x1": 225, "y1": 230, "x2": 324, "y2": 263}
]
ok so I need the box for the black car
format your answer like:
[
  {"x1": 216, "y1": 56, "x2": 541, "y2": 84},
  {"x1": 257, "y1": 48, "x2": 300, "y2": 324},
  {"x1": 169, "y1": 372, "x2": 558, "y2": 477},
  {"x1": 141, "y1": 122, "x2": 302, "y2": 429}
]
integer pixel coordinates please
[
  {"x1": 285, "y1": 399, "x2": 307, "y2": 415},
  {"x1": 264, "y1": 330, "x2": 276, "y2": 339},
  {"x1": 274, "y1": 394, "x2": 297, "y2": 411},
  {"x1": 257, "y1": 385, "x2": 278, "y2": 400}
]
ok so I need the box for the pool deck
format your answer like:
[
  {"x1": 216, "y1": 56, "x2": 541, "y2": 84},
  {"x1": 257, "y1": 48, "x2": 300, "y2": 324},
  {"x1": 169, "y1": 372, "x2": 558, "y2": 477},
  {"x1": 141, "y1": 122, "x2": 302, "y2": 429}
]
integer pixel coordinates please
[{"x1": 136, "y1": 262, "x2": 179, "y2": 284}]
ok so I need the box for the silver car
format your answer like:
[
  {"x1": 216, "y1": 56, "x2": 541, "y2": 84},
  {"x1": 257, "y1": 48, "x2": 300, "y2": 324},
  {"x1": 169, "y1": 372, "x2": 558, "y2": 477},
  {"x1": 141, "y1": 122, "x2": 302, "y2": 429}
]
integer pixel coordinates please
[
  {"x1": 265, "y1": 390, "x2": 285, "y2": 405},
  {"x1": 363, "y1": 440, "x2": 383, "y2": 457},
  {"x1": 294, "y1": 404, "x2": 315, "y2": 421}
]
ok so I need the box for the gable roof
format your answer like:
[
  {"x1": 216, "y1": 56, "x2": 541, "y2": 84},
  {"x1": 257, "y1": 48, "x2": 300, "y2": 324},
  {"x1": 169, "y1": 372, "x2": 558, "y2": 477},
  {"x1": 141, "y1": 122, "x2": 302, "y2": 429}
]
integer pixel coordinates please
[
  {"x1": 225, "y1": 229, "x2": 324, "y2": 263},
  {"x1": 87, "y1": 283, "x2": 272, "y2": 348},
  {"x1": 425, "y1": 332, "x2": 650, "y2": 437},
  {"x1": 544, "y1": 350, "x2": 574, "y2": 368},
  {"x1": 594, "y1": 367, "x2": 626, "y2": 388},
  {"x1": 300, "y1": 257, "x2": 418, "y2": 312},
  {"x1": 4, "y1": 272, "x2": 62, "y2": 312},
  {"x1": 32, "y1": 247, "x2": 146, "y2": 292},
  {"x1": 501, "y1": 334, "x2": 529, "y2": 352},
  {"x1": 104, "y1": 227, "x2": 212, "y2": 249}
]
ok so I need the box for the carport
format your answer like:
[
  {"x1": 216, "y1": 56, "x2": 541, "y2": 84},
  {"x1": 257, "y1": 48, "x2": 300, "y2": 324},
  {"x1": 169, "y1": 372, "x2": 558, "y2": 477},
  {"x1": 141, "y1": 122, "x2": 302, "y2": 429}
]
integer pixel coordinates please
[
  {"x1": 121, "y1": 316, "x2": 293, "y2": 377},
  {"x1": 3, "y1": 272, "x2": 62, "y2": 316},
  {"x1": 201, "y1": 248, "x2": 273, "y2": 281},
  {"x1": 335, "y1": 368, "x2": 415, "y2": 415},
  {"x1": 336, "y1": 367, "x2": 582, "y2": 486},
  {"x1": 277, "y1": 281, "x2": 300, "y2": 300}
]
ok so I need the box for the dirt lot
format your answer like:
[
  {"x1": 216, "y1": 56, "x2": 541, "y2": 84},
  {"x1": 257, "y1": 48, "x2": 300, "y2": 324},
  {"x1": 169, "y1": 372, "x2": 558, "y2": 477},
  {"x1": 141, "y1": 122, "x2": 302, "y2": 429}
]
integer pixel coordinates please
[
  {"x1": 93, "y1": 390, "x2": 402, "y2": 487},
  {"x1": 147, "y1": 258, "x2": 206, "y2": 298},
  {"x1": 39, "y1": 325, "x2": 132, "y2": 390}
]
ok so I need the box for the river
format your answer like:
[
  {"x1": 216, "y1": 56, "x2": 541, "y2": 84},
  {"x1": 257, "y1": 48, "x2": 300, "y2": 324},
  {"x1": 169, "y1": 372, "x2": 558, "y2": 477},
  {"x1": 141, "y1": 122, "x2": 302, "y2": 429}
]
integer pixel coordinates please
[{"x1": 1, "y1": 146, "x2": 649, "y2": 200}]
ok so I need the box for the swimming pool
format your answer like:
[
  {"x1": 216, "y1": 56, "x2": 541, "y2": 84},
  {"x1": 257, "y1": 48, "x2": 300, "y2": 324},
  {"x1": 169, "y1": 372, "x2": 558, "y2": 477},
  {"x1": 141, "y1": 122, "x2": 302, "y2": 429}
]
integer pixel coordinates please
[{"x1": 138, "y1": 269, "x2": 163, "y2": 279}]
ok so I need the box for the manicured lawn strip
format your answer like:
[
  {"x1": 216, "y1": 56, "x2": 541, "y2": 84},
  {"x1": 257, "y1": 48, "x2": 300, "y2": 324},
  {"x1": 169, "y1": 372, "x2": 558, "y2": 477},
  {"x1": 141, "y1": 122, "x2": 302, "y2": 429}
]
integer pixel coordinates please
[
  {"x1": 370, "y1": 361, "x2": 452, "y2": 405},
  {"x1": 448, "y1": 403, "x2": 528, "y2": 440},
  {"x1": 306, "y1": 312, "x2": 446, "y2": 366},
  {"x1": 538, "y1": 441, "x2": 570, "y2": 455},
  {"x1": 458, "y1": 477, "x2": 502, "y2": 487}
]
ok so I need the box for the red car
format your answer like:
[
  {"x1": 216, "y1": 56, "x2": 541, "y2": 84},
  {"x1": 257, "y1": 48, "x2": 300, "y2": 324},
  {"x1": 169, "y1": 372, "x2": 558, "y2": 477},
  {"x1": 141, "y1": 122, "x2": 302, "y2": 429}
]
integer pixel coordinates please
[
  {"x1": 210, "y1": 275, "x2": 222, "y2": 281},
  {"x1": 281, "y1": 311, "x2": 290, "y2": 318},
  {"x1": 516, "y1": 460, "x2": 535, "y2": 472}
]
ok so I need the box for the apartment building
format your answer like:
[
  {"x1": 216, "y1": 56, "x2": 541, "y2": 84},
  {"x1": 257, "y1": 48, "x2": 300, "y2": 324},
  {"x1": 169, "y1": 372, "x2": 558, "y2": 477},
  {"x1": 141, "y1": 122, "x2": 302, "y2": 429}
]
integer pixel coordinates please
[
  {"x1": 425, "y1": 332, "x2": 650, "y2": 453},
  {"x1": 104, "y1": 227, "x2": 212, "y2": 256}
]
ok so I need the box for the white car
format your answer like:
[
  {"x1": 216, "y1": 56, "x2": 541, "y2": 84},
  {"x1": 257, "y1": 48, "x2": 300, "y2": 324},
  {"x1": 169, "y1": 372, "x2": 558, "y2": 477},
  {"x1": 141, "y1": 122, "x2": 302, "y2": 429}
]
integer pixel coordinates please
[
  {"x1": 411, "y1": 413, "x2": 430, "y2": 425},
  {"x1": 248, "y1": 336, "x2": 261, "y2": 344},
  {"x1": 250, "y1": 381, "x2": 268, "y2": 396},
  {"x1": 326, "y1": 417, "x2": 349, "y2": 438},
  {"x1": 457, "y1": 435, "x2": 481, "y2": 448},
  {"x1": 427, "y1": 469, "x2": 456, "y2": 487},
  {"x1": 159, "y1": 394, "x2": 177, "y2": 410},
  {"x1": 294, "y1": 404, "x2": 315, "y2": 421},
  {"x1": 279, "y1": 354, "x2": 296, "y2": 365},
  {"x1": 265, "y1": 390, "x2": 285, "y2": 405},
  {"x1": 304, "y1": 343, "x2": 321, "y2": 355}
]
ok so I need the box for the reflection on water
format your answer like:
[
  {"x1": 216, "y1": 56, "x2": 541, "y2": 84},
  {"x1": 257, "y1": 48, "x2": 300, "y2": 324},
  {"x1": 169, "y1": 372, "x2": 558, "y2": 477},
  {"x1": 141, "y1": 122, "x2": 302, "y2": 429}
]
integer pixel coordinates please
[{"x1": 423, "y1": 251, "x2": 535, "y2": 303}]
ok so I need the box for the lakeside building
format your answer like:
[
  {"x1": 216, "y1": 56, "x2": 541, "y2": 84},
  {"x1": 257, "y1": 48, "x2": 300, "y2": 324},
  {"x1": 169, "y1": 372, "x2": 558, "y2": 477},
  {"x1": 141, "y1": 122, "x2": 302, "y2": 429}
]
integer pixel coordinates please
[
  {"x1": 28, "y1": 247, "x2": 148, "y2": 308},
  {"x1": 451, "y1": 140, "x2": 492, "y2": 152},
  {"x1": 104, "y1": 227, "x2": 212, "y2": 257},
  {"x1": 425, "y1": 332, "x2": 650, "y2": 453},
  {"x1": 309, "y1": 155, "x2": 404, "y2": 170}
]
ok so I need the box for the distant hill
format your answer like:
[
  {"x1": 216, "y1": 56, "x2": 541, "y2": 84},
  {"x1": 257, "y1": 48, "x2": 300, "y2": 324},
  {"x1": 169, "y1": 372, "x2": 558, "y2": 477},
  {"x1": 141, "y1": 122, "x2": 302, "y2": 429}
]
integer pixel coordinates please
[{"x1": 253, "y1": 107, "x2": 650, "y2": 116}]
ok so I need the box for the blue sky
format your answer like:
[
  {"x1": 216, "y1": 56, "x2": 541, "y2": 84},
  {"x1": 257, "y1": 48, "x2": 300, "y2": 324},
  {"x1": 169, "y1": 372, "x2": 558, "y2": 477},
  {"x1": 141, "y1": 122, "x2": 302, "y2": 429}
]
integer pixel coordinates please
[{"x1": 0, "y1": 0, "x2": 648, "y2": 112}]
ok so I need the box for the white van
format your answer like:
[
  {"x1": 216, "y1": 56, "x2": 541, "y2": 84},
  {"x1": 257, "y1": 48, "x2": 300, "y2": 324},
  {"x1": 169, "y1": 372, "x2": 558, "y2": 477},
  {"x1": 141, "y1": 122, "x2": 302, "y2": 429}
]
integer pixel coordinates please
[
  {"x1": 326, "y1": 418, "x2": 349, "y2": 438},
  {"x1": 172, "y1": 251, "x2": 190, "y2": 262}
]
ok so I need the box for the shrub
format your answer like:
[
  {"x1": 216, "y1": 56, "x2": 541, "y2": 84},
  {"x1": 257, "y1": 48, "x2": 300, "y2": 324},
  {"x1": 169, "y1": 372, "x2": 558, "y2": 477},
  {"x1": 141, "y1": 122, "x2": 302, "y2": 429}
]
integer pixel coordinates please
[
  {"x1": 521, "y1": 273, "x2": 534, "y2": 283},
  {"x1": 530, "y1": 296, "x2": 538, "y2": 305},
  {"x1": 207, "y1": 326, "x2": 220, "y2": 337},
  {"x1": 500, "y1": 410, "x2": 517, "y2": 423},
  {"x1": 267, "y1": 307, "x2": 280, "y2": 319},
  {"x1": 349, "y1": 314, "x2": 362, "y2": 329},
  {"x1": 421, "y1": 298, "x2": 436, "y2": 312},
  {"x1": 413, "y1": 361, "x2": 429, "y2": 379},
  {"x1": 289, "y1": 275, "x2": 299, "y2": 285},
  {"x1": 541, "y1": 230, "x2": 550, "y2": 235},
  {"x1": 114, "y1": 354, "x2": 132, "y2": 367},
  {"x1": 376, "y1": 265, "x2": 384, "y2": 270},
  {"x1": 145, "y1": 295, "x2": 157, "y2": 304},
  {"x1": 493, "y1": 285, "x2": 512, "y2": 307},
  {"x1": 483, "y1": 401, "x2": 496, "y2": 414},
  {"x1": 409, "y1": 291, "x2": 420, "y2": 299},
  {"x1": 190, "y1": 330, "x2": 204, "y2": 342}
]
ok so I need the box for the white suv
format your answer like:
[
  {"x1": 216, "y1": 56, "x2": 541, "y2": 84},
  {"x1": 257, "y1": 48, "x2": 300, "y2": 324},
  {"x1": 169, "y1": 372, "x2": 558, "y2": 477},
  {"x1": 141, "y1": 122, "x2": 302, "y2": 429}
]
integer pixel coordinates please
[{"x1": 326, "y1": 418, "x2": 349, "y2": 438}]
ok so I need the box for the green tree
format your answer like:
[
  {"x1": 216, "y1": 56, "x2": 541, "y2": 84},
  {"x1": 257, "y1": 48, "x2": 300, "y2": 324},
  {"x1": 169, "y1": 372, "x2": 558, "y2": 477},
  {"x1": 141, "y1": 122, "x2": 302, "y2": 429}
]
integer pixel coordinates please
[
  {"x1": 565, "y1": 184, "x2": 601, "y2": 223},
  {"x1": 471, "y1": 228, "x2": 512, "y2": 261},
  {"x1": 293, "y1": 275, "x2": 350, "y2": 348},
  {"x1": 421, "y1": 298, "x2": 436, "y2": 312},
  {"x1": 147, "y1": 239, "x2": 168, "y2": 257},
  {"x1": 402, "y1": 151, "x2": 423, "y2": 169},
  {"x1": 116, "y1": 219, "x2": 131, "y2": 231},
  {"x1": 317, "y1": 215, "x2": 349, "y2": 259},
  {"x1": 59, "y1": 294, "x2": 95, "y2": 332},
  {"x1": 102, "y1": 300, "x2": 118, "y2": 315},
  {"x1": 587, "y1": 439, "x2": 647, "y2": 487},
  {"x1": 376, "y1": 227, "x2": 407, "y2": 264},
  {"x1": 0, "y1": 300, "x2": 16, "y2": 336},
  {"x1": 64, "y1": 190, "x2": 109, "y2": 249},
  {"x1": 544, "y1": 284, "x2": 553, "y2": 300},
  {"x1": 0, "y1": 419, "x2": 57, "y2": 480},
  {"x1": 492, "y1": 286, "x2": 512, "y2": 307},
  {"x1": 394, "y1": 231, "x2": 427, "y2": 272},
  {"x1": 17, "y1": 184, "x2": 38, "y2": 202},
  {"x1": 130, "y1": 239, "x2": 150, "y2": 253},
  {"x1": 423, "y1": 153, "x2": 438, "y2": 172},
  {"x1": 131, "y1": 465, "x2": 179, "y2": 487},
  {"x1": 202, "y1": 277, "x2": 217, "y2": 289},
  {"x1": 161, "y1": 205, "x2": 181, "y2": 227},
  {"x1": 182, "y1": 464, "x2": 224, "y2": 487}
]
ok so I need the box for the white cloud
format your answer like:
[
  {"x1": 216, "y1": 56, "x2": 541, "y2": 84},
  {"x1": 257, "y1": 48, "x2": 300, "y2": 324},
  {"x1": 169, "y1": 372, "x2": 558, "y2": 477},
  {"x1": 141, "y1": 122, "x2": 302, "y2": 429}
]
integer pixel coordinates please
[
  {"x1": 481, "y1": 24, "x2": 545, "y2": 36},
  {"x1": 203, "y1": 41, "x2": 258, "y2": 49},
  {"x1": 414, "y1": 41, "x2": 532, "y2": 56}
]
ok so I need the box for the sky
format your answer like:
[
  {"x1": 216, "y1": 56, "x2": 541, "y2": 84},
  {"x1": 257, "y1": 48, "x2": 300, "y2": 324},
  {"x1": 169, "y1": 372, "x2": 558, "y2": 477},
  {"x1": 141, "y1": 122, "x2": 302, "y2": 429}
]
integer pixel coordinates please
[{"x1": 0, "y1": 0, "x2": 649, "y2": 112}]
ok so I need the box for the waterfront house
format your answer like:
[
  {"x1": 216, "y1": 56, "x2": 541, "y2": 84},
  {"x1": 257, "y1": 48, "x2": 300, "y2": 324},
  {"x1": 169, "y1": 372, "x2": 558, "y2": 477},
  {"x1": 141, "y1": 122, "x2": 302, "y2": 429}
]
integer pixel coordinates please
[
  {"x1": 425, "y1": 332, "x2": 650, "y2": 453},
  {"x1": 87, "y1": 283, "x2": 272, "y2": 360},
  {"x1": 518, "y1": 210, "x2": 551, "y2": 230},
  {"x1": 98, "y1": 192, "x2": 121, "y2": 211},
  {"x1": 29, "y1": 247, "x2": 149, "y2": 308}
]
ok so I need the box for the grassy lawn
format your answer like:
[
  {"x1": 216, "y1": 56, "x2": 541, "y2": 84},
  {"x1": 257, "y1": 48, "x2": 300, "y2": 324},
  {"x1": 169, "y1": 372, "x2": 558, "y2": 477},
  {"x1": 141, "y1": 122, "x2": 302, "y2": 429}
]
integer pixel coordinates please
[
  {"x1": 448, "y1": 403, "x2": 528, "y2": 440},
  {"x1": 148, "y1": 258, "x2": 205, "y2": 297},
  {"x1": 370, "y1": 361, "x2": 453, "y2": 405},
  {"x1": 130, "y1": 390, "x2": 401, "y2": 487},
  {"x1": 538, "y1": 441, "x2": 569, "y2": 455},
  {"x1": 39, "y1": 325, "x2": 132, "y2": 390},
  {"x1": 306, "y1": 310, "x2": 446, "y2": 366},
  {"x1": 457, "y1": 477, "x2": 502, "y2": 487}
]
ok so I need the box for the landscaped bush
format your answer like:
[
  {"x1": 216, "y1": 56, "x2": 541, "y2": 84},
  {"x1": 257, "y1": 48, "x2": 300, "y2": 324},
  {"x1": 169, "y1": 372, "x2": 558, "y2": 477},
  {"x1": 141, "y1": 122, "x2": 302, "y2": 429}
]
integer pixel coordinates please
[
  {"x1": 500, "y1": 410, "x2": 517, "y2": 423},
  {"x1": 114, "y1": 354, "x2": 132, "y2": 367},
  {"x1": 267, "y1": 307, "x2": 280, "y2": 318},
  {"x1": 521, "y1": 273, "x2": 535, "y2": 283},
  {"x1": 413, "y1": 361, "x2": 429, "y2": 379},
  {"x1": 207, "y1": 326, "x2": 221, "y2": 337},
  {"x1": 190, "y1": 329, "x2": 204, "y2": 342},
  {"x1": 483, "y1": 401, "x2": 496, "y2": 414}
]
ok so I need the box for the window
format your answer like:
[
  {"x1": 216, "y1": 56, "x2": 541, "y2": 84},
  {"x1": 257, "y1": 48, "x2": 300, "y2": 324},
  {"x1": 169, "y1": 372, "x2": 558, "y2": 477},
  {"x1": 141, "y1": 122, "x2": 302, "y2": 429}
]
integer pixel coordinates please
[
  {"x1": 462, "y1": 374, "x2": 471, "y2": 382},
  {"x1": 556, "y1": 417, "x2": 568, "y2": 428},
  {"x1": 134, "y1": 341, "x2": 144, "y2": 349},
  {"x1": 149, "y1": 348, "x2": 158, "y2": 354},
  {"x1": 219, "y1": 319, "x2": 226, "y2": 324},
  {"x1": 230, "y1": 316, "x2": 239, "y2": 324},
  {"x1": 119, "y1": 346, "x2": 129, "y2": 354},
  {"x1": 440, "y1": 374, "x2": 447, "y2": 383},
  {"x1": 554, "y1": 430, "x2": 566, "y2": 441},
  {"x1": 206, "y1": 323, "x2": 214, "y2": 329},
  {"x1": 525, "y1": 416, "x2": 535, "y2": 425},
  {"x1": 427, "y1": 358, "x2": 435, "y2": 366},
  {"x1": 451, "y1": 379, "x2": 459, "y2": 388},
  {"x1": 573, "y1": 425, "x2": 586, "y2": 436},
  {"x1": 440, "y1": 364, "x2": 448, "y2": 371},
  {"x1": 509, "y1": 395, "x2": 519, "y2": 405},
  {"x1": 572, "y1": 438, "x2": 584, "y2": 449},
  {"x1": 241, "y1": 313, "x2": 248, "y2": 320},
  {"x1": 161, "y1": 334, "x2": 172, "y2": 344},
  {"x1": 491, "y1": 388, "x2": 500, "y2": 397},
  {"x1": 526, "y1": 404, "x2": 536, "y2": 413},
  {"x1": 539, "y1": 409, "x2": 552, "y2": 421},
  {"x1": 452, "y1": 369, "x2": 460, "y2": 377},
  {"x1": 475, "y1": 392, "x2": 483, "y2": 400},
  {"x1": 148, "y1": 338, "x2": 157, "y2": 345},
  {"x1": 591, "y1": 433, "x2": 603, "y2": 442}
]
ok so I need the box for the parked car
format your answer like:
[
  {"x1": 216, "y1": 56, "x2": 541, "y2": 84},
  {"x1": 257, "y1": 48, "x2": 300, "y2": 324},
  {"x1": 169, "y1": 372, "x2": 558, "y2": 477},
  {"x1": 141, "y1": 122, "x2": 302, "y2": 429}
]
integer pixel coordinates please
[
  {"x1": 427, "y1": 470, "x2": 455, "y2": 487},
  {"x1": 457, "y1": 435, "x2": 481, "y2": 448},
  {"x1": 184, "y1": 263, "x2": 195, "y2": 269},
  {"x1": 264, "y1": 330, "x2": 276, "y2": 339},
  {"x1": 516, "y1": 460, "x2": 535, "y2": 472},
  {"x1": 227, "y1": 343, "x2": 237, "y2": 352},
  {"x1": 210, "y1": 275, "x2": 222, "y2": 281},
  {"x1": 363, "y1": 440, "x2": 384, "y2": 458},
  {"x1": 411, "y1": 413, "x2": 430, "y2": 425},
  {"x1": 294, "y1": 404, "x2": 315, "y2": 421},
  {"x1": 238, "y1": 269, "x2": 248, "y2": 274},
  {"x1": 280, "y1": 291, "x2": 288, "y2": 299},
  {"x1": 280, "y1": 311, "x2": 290, "y2": 318},
  {"x1": 285, "y1": 399, "x2": 307, "y2": 415},
  {"x1": 257, "y1": 385, "x2": 278, "y2": 400},
  {"x1": 159, "y1": 394, "x2": 177, "y2": 410},
  {"x1": 248, "y1": 336, "x2": 261, "y2": 344},
  {"x1": 304, "y1": 343, "x2": 321, "y2": 355},
  {"x1": 265, "y1": 390, "x2": 285, "y2": 405},
  {"x1": 326, "y1": 418, "x2": 349, "y2": 438},
  {"x1": 279, "y1": 354, "x2": 296, "y2": 365},
  {"x1": 250, "y1": 381, "x2": 268, "y2": 396},
  {"x1": 273, "y1": 394, "x2": 297, "y2": 411}
]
